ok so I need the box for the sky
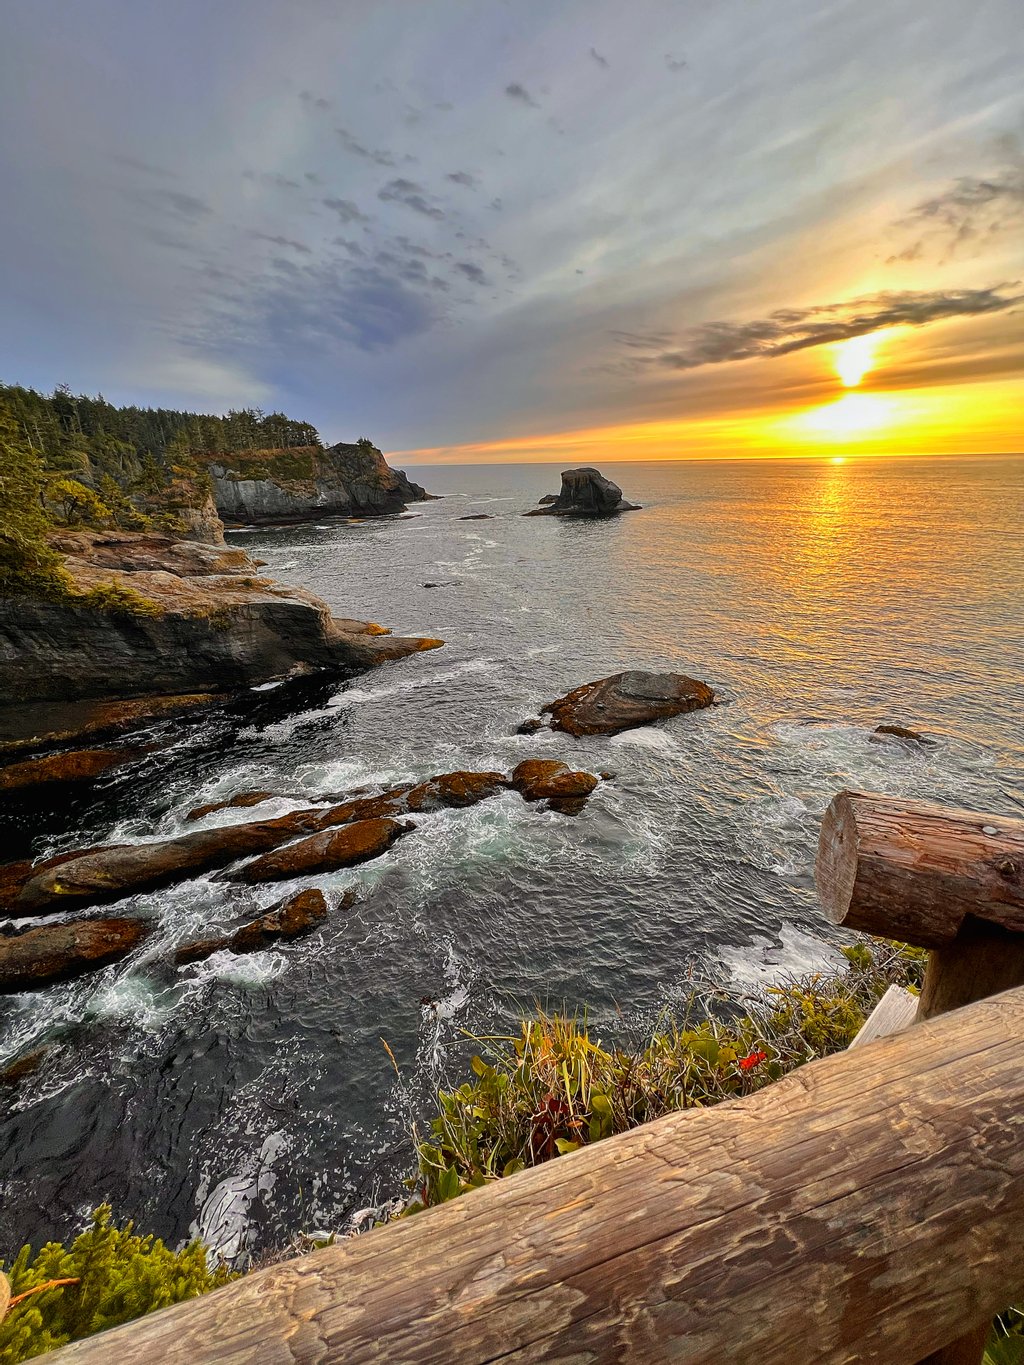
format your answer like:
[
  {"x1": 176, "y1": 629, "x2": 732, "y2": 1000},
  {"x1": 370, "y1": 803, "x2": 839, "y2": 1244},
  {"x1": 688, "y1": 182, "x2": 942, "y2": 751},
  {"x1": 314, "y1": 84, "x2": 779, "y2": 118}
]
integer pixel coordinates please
[{"x1": 1, "y1": 0, "x2": 1022, "y2": 462}]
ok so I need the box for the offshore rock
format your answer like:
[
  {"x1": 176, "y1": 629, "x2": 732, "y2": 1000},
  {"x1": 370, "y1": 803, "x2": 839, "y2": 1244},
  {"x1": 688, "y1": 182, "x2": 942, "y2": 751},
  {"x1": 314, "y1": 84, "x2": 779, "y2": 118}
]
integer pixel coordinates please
[
  {"x1": 173, "y1": 887, "x2": 340, "y2": 965},
  {"x1": 186, "y1": 791, "x2": 282, "y2": 822},
  {"x1": 227, "y1": 818, "x2": 411, "y2": 884},
  {"x1": 871, "y1": 723, "x2": 934, "y2": 745},
  {"x1": 525, "y1": 467, "x2": 640, "y2": 518},
  {"x1": 206, "y1": 441, "x2": 432, "y2": 525},
  {"x1": 541, "y1": 671, "x2": 715, "y2": 736},
  {"x1": 510, "y1": 759, "x2": 600, "y2": 814},
  {"x1": 316, "y1": 770, "x2": 510, "y2": 826},
  {"x1": 0, "y1": 747, "x2": 144, "y2": 793},
  {"x1": 0, "y1": 918, "x2": 151, "y2": 994},
  {"x1": 4, "y1": 809, "x2": 328, "y2": 916},
  {"x1": 0, "y1": 529, "x2": 443, "y2": 704}
]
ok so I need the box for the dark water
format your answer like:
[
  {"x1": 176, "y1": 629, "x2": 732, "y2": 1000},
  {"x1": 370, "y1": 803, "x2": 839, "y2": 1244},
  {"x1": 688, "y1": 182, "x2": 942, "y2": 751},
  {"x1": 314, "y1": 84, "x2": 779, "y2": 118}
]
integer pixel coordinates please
[{"x1": 2, "y1": 456, "x2": 1022, "y2": 1260}]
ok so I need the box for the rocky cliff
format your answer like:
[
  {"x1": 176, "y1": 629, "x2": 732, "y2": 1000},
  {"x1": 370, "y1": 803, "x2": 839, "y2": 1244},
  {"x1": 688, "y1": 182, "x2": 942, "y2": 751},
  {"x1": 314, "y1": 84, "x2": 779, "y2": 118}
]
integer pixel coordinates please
[
  {"x1": 0, "y1": 530, "x2": 442, "y2": 705},
  {"x1": 206, "y1": 441, "x2": 431, "y2": 525}
]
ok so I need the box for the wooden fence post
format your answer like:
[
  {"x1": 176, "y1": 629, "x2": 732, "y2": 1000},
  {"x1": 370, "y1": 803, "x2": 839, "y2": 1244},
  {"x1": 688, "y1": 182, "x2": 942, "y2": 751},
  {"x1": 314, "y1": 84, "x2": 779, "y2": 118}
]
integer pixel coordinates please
[{"x1": 817, "y1": 789, "x2": 1024, "y2": 1364}]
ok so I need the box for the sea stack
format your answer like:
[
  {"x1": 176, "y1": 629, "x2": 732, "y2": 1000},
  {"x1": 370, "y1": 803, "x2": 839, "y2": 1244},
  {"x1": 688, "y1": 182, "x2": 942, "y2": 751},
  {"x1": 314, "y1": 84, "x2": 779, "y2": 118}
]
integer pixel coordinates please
[{"x1": 525, "y1": 467, "x2": 640, "y2": 517}]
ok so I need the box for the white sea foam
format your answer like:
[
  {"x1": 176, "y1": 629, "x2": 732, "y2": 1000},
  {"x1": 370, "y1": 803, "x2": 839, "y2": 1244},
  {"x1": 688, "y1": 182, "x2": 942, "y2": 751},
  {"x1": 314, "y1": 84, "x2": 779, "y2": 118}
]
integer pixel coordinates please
[{"x1": 718, "y1": 923, "x2": 844, "y2": 990}]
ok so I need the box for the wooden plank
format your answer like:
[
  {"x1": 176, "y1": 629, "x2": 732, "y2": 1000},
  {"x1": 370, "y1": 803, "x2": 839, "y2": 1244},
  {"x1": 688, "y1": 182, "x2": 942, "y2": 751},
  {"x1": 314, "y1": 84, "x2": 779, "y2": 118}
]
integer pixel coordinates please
[
  {"x1": 848, "y1": 983, "x2": 917, "y2": 1048},
  {"x1": 54, "y1": 985, "x2": 1024, "y2": 1364},
  {"x1": 816, "y1": 790, "x2": 1024, "y2": 947}
]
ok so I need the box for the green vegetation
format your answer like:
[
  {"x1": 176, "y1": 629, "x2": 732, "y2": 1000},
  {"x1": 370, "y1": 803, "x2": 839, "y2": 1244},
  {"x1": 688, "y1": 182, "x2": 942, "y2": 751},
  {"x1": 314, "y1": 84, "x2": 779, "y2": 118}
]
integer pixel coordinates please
[
  {"x1": 221, "y1": 447, "x2": 318, "y2": 485},
  {"x1": 0, "y1": 381, "x2": 324, "y2": 603},
  {"x1": 406, "y1": 940, "x2": 925, "y2": 1210},
  {"x1": 0, "y1": 410, "x2": 73, "y2": 600},
  {"x1": 0, "y1": 947, "x2": 1018, "y2": 1360},
  {"x1": 74, "y1": 581, "x2": 164, "y2": 618},
  {"x1": 0, "y1": 1205, "x2": 234, "y2": 1362}
]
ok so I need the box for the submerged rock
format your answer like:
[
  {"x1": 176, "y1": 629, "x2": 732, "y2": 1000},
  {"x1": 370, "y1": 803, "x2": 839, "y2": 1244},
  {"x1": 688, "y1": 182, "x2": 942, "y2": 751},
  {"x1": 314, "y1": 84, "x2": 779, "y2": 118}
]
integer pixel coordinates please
[
  {"x1": 0, "y1": 747, "x2": 144, "y2": 793},
  {"x1": 0, "y1": 918, "x2": 150, "y2": 994},
  {"x1": 0, "y1": 1045, "x2": 50, "y2": 1086},
  {"x1": 186, "y1": 791, "x2": 281, "y2": 822},
  {"x1": 227, "y1": 818, "x2": 412, "y2": 884},
  {"x1": 174, "y1": 887, "x2": 341, "y2": 965},
  {"x1": 207, "y1": 441, "x2": 432, "y2": 525},
  {"x1": 540, "y1": 670, "x2": 715, "y2": 736},
  {"x1": 524, "y1": 468, "x2": 640, "y2": 518},
  {"x1": 458, "y1": 514, "x2": 493, "y2": 520},
  {"x1": 871, "y1": 723, "x2": 933, "y2": 745},
  {"x1": 317, "y1": 770, "x2": 510, "y2": 826}
]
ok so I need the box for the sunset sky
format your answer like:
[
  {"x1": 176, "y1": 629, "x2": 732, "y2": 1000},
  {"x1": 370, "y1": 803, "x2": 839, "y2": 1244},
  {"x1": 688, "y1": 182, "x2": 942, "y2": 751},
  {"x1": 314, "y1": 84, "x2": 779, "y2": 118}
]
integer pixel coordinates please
[{"x1": 1, "y1": 0, "x2": 1021, "y2": 462}]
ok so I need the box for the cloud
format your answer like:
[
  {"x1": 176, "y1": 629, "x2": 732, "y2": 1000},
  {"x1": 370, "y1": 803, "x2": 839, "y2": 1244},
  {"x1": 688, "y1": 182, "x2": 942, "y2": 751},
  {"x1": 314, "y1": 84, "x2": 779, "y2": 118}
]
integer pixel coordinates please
[
  {"x1": 304, "y1": 171, "x2": 322, "y2": 186},
  {"x1": 333, "y1": 237, "x2": 366, "y2": 257},
  {"x1": 664, "y1": 54, "x2": 687, "y2": 72},
  {"x1": 323, "y1": 197, "x2": 369, "y2": 223},
  {"x1": 455, "y1": 261, "x2": 488, "y2": 285},
  {"x1": 252, "y1": 232, "x2": 312, "y2": 254},
  {"x1": 113, "y1": 154, "x2": 174, "y2": 178},
  {"x1": 299, "y1": 90, "x2": 332, "y2": 111},
  {"x1": 505, "y1": 82, "x2": 539, "y2": 108},
  {"x1": 893, "y1": 166, "x2": 1024, "y2": 260},
  {"x1": 152, "y1": 189, "x2": 212, "y2": 220},
  {"x1": 447, "y1": 170, "x2": 478, "y2": 188},
  {"x1": 336, "y1": 126, "x2": 397, "y2": 167},
  {"x1": 243, "y1": 170, "x2": 302, "y2": 191},
  {"x1": 617, "y1": 286, "x2": 1023, "y2": 370},
  {"x1": 377, "y1": 177, "x2": 445, "y2": 219},
  {"x1": 589, "y1": 47, "x2": 609, "y2": 69}
]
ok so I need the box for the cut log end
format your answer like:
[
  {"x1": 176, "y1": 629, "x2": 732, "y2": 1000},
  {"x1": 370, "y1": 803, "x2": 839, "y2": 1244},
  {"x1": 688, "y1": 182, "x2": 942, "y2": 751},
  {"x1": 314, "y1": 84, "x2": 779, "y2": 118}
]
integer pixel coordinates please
[{"x1": 814, "y1": 789, "x2": 859, "y2": 928}]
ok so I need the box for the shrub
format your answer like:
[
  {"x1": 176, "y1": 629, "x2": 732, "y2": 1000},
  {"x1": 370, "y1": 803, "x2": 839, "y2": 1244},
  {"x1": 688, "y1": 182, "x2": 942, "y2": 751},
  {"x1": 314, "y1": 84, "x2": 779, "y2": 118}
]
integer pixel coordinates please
[
  {"x1": 405, "y1": 939, "x2": 926, "y2": 1211},
  {"x1": 0, "y1": 1204, "x2": 234, "y2": 1362},
  {"x1": 74, "y1": 580, "x2": 164, "y2": 617},
  {"x1": 44, "y1": 477, "x2": 110, "y2": 528}
]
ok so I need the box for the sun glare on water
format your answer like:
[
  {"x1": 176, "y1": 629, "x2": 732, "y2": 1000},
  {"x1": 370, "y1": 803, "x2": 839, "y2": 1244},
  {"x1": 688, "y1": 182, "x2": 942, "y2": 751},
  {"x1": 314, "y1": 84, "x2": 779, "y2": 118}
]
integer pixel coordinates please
[{"x1": 833, "y1": 332, "x2": 882, "y2": 387}]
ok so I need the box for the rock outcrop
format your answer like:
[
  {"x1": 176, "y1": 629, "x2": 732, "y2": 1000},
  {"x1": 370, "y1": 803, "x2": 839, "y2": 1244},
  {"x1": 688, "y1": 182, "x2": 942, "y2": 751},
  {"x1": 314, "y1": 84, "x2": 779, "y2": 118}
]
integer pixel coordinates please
[
  {"x1": 0, "y1": 918, "x2": 151, "y2": 994},
  {"x1": 174, "y1": 888, "x2": 338, "y2": 965},
  {"x1": 871, "y1": 724, "x2": 934, "y2": 746},
  {"x1": 0, "y1": 765, "x2": 604, "y2": 917},
  {"x1": 206, "y1": 442, "x2": 431, "y2": 525},
  {"x1": 530, "y1": 671, "x2": 715, "y2": 736},
  {"x1": 226, "y1": 818, "x2": 411, "y2": 883},
  {"x1": 0, "y1": 747, "x2": 144, "y2": 792},
  {"x1": 0, "y1": 529, "x2": 442, "y2": 704},
  {"x1": 525, "y1": 468, "x2": 640, "y2": 518}
]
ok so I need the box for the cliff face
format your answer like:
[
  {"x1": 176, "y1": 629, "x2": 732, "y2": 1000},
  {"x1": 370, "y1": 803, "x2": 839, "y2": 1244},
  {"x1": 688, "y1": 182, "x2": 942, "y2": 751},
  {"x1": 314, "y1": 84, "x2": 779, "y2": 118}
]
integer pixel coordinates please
[
  {"x1": 206, "y1": 442, "x2": 430, "y2": 525},
  {"x1": 0, "y1": 530, "x2": 442, "y2": 704}
]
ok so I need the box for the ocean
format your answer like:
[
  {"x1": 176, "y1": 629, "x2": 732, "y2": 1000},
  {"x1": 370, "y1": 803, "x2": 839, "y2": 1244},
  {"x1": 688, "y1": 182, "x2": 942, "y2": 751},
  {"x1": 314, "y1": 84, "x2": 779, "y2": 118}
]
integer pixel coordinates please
[{"x1": 2, "y1": 454, "x2": 1022, "y2": 1259}]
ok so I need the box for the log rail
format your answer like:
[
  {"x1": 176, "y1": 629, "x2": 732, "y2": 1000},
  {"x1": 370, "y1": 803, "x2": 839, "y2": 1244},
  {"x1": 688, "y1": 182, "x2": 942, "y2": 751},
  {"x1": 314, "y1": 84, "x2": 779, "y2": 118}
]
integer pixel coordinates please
[
  {"x1": 52, "y1": 791, "x2": 1024, "y2": 1363},
  {"x1": 56, "y1": 985, "x2": 1024, "y2": 1363}
]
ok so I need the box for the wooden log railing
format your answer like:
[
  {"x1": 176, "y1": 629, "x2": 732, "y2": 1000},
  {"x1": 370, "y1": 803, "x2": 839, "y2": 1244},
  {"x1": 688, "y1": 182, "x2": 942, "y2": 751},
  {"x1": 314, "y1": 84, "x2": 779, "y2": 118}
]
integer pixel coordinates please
[
  {"x1": 56, "y1": 984, "x2": 1024, "y2": 1363},
  {"x1": 50, "y1": 790, "x2": 1024, "y2": 1364}
]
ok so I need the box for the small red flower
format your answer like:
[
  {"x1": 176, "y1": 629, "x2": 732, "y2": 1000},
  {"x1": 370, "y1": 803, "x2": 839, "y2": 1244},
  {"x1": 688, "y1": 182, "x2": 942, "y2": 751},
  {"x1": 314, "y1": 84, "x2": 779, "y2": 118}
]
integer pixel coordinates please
[{"x1": 738, "y1": 1049, "x2": 768, "y2": 1071}]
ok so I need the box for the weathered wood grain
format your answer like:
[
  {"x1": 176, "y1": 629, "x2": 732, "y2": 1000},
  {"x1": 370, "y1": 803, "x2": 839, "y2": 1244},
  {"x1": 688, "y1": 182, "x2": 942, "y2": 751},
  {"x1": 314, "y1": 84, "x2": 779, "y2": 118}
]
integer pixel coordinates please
[
  {"x1": 816, "y1": 790, "x2": 1024, "y2": 947},
  {"x1": 848, "y1": 983, "x2": 917, "y2": 1048},
  {"x1": 55, "y1": 986, "x2": 1024, "y2": 1364}
]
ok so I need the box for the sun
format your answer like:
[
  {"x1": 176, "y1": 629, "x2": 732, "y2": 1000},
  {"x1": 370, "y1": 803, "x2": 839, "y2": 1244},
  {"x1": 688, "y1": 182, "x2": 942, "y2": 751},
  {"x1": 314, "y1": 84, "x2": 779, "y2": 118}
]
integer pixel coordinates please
[
  {"x1": 833, "y1": 332, "x2": 882, "y2": 387},
  {"x1": 830, "y1": 455, "x2": 846, "y2": 464}
]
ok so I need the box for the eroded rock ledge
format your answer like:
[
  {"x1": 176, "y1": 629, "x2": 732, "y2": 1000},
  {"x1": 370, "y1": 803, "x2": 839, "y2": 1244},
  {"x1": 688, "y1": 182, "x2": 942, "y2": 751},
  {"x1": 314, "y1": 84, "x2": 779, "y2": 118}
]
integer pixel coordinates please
[{"x1": 0, "y1": 529, "x2": 442, "y2": 705}]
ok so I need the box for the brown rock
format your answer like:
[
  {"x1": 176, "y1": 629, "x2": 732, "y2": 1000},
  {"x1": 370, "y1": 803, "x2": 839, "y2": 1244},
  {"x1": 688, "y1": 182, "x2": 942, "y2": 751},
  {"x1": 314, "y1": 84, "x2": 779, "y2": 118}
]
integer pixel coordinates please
[
  {"x1": 405, "y1": 771, "x2": 508, "y2": 810},
  {"x1": 228, "y1": 818, "x2": 411, "y2": 884},
  {"x1": 871, "y1": 724, "x2": 932, "y2": 745},
  {"x1": 510, "y1": 760, "x2": 599, "y2": 809},
  {"x1": 186, "y1": 790, "x2": 279, "y2": 822},
  {"x1": 515, "y1": 718, "x2": 546, "y2": 735},
  {"x1": 7, "y1": 809, "x2": 327, "y2": 916},
  {"x1": 510, "y1": 760, "x2": 572, "y2": 799},
  {"x1": 316, "y1": 771, "x2": 508, "y2": 829},
  {"x1": 0, "y1": 918, "x2": 151, "y2": 994},
  {"x1": 0, "y1": 747, "x2": 143, "y2": 793},
  {"x1": 174, "y1": 887, "x2": 342, "y2": 965},
  {"x1": 541, "y1": 670, "x2": 714, "y2": 736},
  {"x1": 0, "y1": 1046, "x2": 50, "y2": 1087},
  {"x1": 458, "y1": 514, "x2": 493, "y2": 520}
]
